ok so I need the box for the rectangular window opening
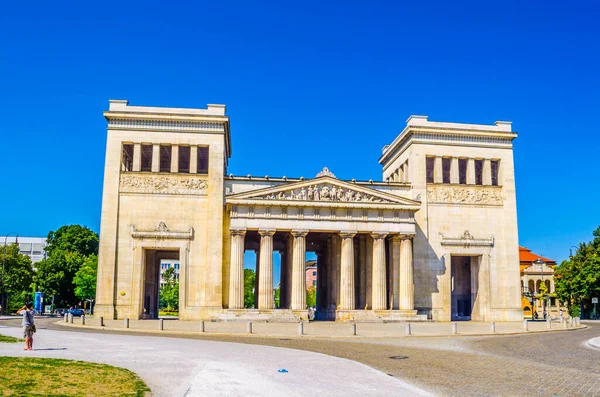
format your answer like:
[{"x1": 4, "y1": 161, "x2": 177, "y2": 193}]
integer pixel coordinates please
[
  {"x1": 122, "y1": 144, "x2": 134, "y2": 172},
  {"x1": 442, "y1": 158, "x2": 451, "y2": 184},
  {"x1": 475, "y1": 159, "x2": 483, "y2": 185},
  {"x1": 491, "y1": 160, "x2": 500, "y2": 186},
  {"x1": 141, "y1": 144, "x2": 153, "y2": 172},
  {"x1": 179, "y1": 146, "x2": 190, "y2": 173},
  {"x1": 426, "y1": 157, "x2": 435, "y2": 183},
  {"x1": 458, "y1": 159, "x2": 467, "y2": 184},
  {"x1": 197, "y1": 146, "x2": 209, "y2": 174},
  {"x1": 159, "y1": 145, "x2": 172, "y2": 173}
]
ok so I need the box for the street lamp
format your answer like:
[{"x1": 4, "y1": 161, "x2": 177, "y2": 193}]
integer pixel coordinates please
[
  {"x1": 533, "y1": 257, "x2": 548, "y2": 319},
  {"x1": 2, "y1": 232, "x2": 19, "y2": 315},
  {"x1": 569, "y1": 246, "x2": 578, "y2": 259}
]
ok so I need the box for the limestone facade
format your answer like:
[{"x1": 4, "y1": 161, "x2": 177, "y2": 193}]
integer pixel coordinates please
[{"x1": 96, "y1": 101, "x2": 523, "y2": 322}]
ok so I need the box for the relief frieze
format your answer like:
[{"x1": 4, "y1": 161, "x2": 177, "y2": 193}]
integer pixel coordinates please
[
  {"x1": 427, "y1": 185, "x2": 503, "y2": 206},
  {"x1": 119, "y1": 174, "x2": 208, "y2": 195}
]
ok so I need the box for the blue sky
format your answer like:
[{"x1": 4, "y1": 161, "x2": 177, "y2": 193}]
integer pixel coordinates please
[{"x1": 1, "y1": 0, "x2": 599, "y2": 267}]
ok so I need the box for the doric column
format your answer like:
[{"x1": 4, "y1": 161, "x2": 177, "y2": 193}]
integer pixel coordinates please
[
  {"x1": 133, "y1": 143, "x2": 141, "y2": 172},
  {"x1": 228, "y1": 229, "x2": 246, "y2": 309},
  {"x1": 151, "y1": 143, "x2": 160, "y2": 172},
  {"x1": 258, "y1": 230, "x2": 275, "y2": 310},
  {"x1": 399, "y1": 235, "x2": 414, "y2": 310},
  {"x1": 358, "y1": 235, "x2": 367, "y2": 309},
  {"x1": 404, "y1": 161, "x2": 409, "y2": 183},
  {"x1": 450, "y1": 157, "x2": 459, "y2": 184},
  {"x1": 390, "y1": 235, "x2": 401, "y2": 309},
  {"x1": 285, "y1": 233, "x2": 293, "y2": 309},
  {"x1": 339, "y1": 231, "x2": 357, "y2": 310},
  {"x1": 170, "y1": 145, "x2": 179, "y2": 173},
  {"x1": 371, "y1": 233, "x2": 388, "y2": 310},
  {"x1": 291, "y1": 230, "x2": 308, "y2": 310},
  {"x1": 467, "y1": 158, "x2": 476, "y2": 185}
]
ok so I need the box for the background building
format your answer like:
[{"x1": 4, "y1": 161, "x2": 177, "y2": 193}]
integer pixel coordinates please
[
  {"x1": 519, "y1": 246, "x2": 564, "y2": 318},
  {"x1": 305, "y1": 260, "x2": 317, "y2": 288},
  {"x1": 0, "y1": 236, "x2": 47, "y2": 265}
]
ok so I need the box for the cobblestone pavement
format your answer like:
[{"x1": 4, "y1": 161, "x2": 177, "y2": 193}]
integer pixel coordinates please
[{"x1": 2, "y1": 317, "x2": 599, "y2": 396}]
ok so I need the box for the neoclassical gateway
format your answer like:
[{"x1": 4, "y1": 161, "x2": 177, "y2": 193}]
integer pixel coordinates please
[{"x1": 95, "y1": 100, "x2": 523, "y2": 322}]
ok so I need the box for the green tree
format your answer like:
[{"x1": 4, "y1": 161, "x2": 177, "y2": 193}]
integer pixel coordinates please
[
  {"x1": 306, "y1": 285, "x2": 317, "y2": 308},
  {"x1": 159, "y1": 267, "x2": 179, "y2": 311},
  {"x1": 73, "y1": 254, "x2": 98, "y2": 303},
  {"x1": 1, "y1": 243, "x2": 35, "y2": 313},
  {"x1": 274, "y1": 285, "x2": 281, "y2": 308},
  {"x1": 244, "y1": 269, "x2": 256, "y2": 308},
  {"x1": 34, "y1": 225, "x2": 99, "y2": 307},
  {"x1": 555, "y1": 226, "x2": 600, "y2": 317}
]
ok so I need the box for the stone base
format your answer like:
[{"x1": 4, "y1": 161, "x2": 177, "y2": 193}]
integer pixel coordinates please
[
  {"x1": 335, "y1": 310, "x2": 428, "y2": 323},
  {"x1": 218, "y1": 309, "x2": 306, "y2": 322}
]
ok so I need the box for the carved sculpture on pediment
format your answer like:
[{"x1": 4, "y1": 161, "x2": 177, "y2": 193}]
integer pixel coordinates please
[{"x1": 253, "y1": 182, "x2": 396, "y2": 203}]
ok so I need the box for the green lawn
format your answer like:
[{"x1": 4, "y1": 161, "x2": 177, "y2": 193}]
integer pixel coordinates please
[
  {"x1": 0, "y1": 357, "x2": 150, "y2": 396},
  {"x1": 0, "y1": 335, "x2": 23, "y2": 343}
]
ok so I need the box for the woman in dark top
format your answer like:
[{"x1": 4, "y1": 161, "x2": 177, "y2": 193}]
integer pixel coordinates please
[{"x1": 17, "y1": 302, "x2": 35, "y2": 350}]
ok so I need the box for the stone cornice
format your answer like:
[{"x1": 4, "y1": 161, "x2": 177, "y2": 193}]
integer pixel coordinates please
[
  {"x1": 440, "y1": 230, "x2": 494, "y2": 247},
  {"x1": 131, "y1": 222, "x2": 194, "y2": 240}
]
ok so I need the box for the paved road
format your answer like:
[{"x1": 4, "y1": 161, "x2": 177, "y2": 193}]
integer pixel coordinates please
[
  {"x1": 2, "y1": 316, "x2": 599, "y2": 396},
  {"x1": 0, "y1": 322, "x2": 430, "y2": 397}
]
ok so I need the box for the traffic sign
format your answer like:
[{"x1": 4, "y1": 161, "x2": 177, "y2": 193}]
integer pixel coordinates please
[{"x1": 592, "y1": 298, "x2": 598, "y2": 304}]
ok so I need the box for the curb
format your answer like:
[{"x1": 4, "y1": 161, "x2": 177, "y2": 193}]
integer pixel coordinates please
[{"x1": 56, "y1": 321, "x2": 588, "y2": 340}]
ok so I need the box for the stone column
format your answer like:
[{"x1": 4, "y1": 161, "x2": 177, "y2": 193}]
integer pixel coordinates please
[
  {"x1": 190, "y1": 146, "x2": 198, "y2": 174},
  {"x1": 133, "y1": 143, "x2": 141, "y2": 172},
  {"x1": 285, "y1": 234, "x2": 293, "y2": 309},
  {"x1": 371, "y1": 233, "x2": 388, "y2": 310},
  {"x1": 467, "y1": 158, "x2": 476, "y2": 185},
  {"x1": 258, "y1": 230, "x2": 275, "y2": 310},
  {"x1": 398, "y1": 166, "x2": 404, "y2": 183},
  {"x1": 316, "y1": 251, "x2": 324, "y2": 311},
  {"x1": 399, "y1": 236, "x2": 414, "y2": 310},
  {"x1": 450, "y1": 157, "x2": 459, "y2": 184},
  {"x1": 404, "y1": 161, "x2": 409, "y2": 183},
  {"x1": 170, "y1": 145, "x2": 179, "y2": 173},
  {"x1": 151, "y1": 143, "x2": 160, "y2": 172},
  {"x1": 279, "y1": 249, "x2": 287, "y2": 309},
  {"x1": 228, "y1": 229, "x2": 246, "y2": 309},
  {"x1": 291, "y1": 230, "x2": 308, "y2": 310},
  {"x1": 390, "y1": 235, "x2": 401, "y2": 309},
  {"x1": 434, "y1": 156, "x2": 443, "y2": 183},
  {"x1": 483, "y1": 159, "x2": 492, "y2": 185},
  {"x1": 339, "y1": 232, "x2": 357, "y2": 310}
]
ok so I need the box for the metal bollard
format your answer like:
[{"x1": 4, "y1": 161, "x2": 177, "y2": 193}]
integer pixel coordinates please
[
  {"x1": 452, "y1": 322, "x2": 458, "y2": 335},
  {"x1": 64, "y1": 313, "x2": 68, "y2": 323},
  {"x1": 405, "y1": 323, "x2": 412, "y2": 336},
  {"x1": 68, "y1": 313, "x2": 73, "y2": 324},
  {"x1": 246, "y1": 321, "x2": 252, "y2": 334},
  {"x1": 490, "y1": 321, "x2": 496, "y2": 333},
  {"x1": 523, "y1": 320, "x2": 528, "y2": 331},
  {"x1": 159, "y1": 319, "x2": 164, "y2": 331},
  {"x1": 80, "y1": 315, "x2": 85, "y2": 325},
  {"x1": 352, "y1": 323, "x2": 357, "y2": 336},
  {"x1": 546, "y1": 319, "x2": 551, "y2": 329},
  {"x1": 99, "y1": 316, "x2": 104, "y2": 327},
  {"x1": 200, "y1": 320, "x2": 205, "y2": 333},
  {"x1": 124, "y1": 318, "x2": 129, "y2": 329},
  {"x1": 298, "y1": 322, "x2": 304, "y2": 336}
]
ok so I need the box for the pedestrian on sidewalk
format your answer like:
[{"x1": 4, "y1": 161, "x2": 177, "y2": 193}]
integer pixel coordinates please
[{"x1": 17, "y1": 303, "x2": 36, "y2": 351}]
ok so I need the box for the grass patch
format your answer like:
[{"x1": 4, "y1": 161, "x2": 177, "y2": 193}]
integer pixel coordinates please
[
  {"x1": 0, "y1": 357, "x2": 150, "y2": 396},
  {"x1": 0, "y1": 335, "x2": 23, "y2": 343}
]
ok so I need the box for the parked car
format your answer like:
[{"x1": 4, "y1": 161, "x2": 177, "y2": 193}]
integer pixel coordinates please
[
  {"x1": 68, "y1": 309, "x2": 85, "y2": 317},
  {"x1": 55, "y1": 308, "x2": 69, "y2": 315}
]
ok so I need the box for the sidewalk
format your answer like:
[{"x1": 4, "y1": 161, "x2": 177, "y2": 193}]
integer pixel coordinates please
[
  {"x1": 0, "y1": 326, "x2": 433, "y2": 397},
  {"x1": 59, "y1": 317, "x2": 585, "y2": 339}
]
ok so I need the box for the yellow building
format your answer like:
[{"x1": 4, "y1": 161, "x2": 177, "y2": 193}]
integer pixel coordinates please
[{"x1": 519, "y1": 247, "x2": 563, "y2": 318}]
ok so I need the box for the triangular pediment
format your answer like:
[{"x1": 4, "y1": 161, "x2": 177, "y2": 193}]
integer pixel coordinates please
[{"x1": 227, "y1": 176, "x2": 420, "y2": 207}]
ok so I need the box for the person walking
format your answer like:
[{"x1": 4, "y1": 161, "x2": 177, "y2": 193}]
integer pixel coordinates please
[{"x1": 17, "y1": 303, "x2": 35, "y2": 351}]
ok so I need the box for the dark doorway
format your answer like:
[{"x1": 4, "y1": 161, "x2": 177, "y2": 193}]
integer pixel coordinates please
[
  {"x1": 451, "y1": 256, "x2": 472, "y2": 320},
  {"x1": 142, "y1": 249, "x2": 180, "y2": 319}
]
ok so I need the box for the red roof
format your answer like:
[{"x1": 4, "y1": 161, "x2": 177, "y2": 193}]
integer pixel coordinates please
[{"x1": 519, "y1": 246, "x2": 556, "y2": 264}]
